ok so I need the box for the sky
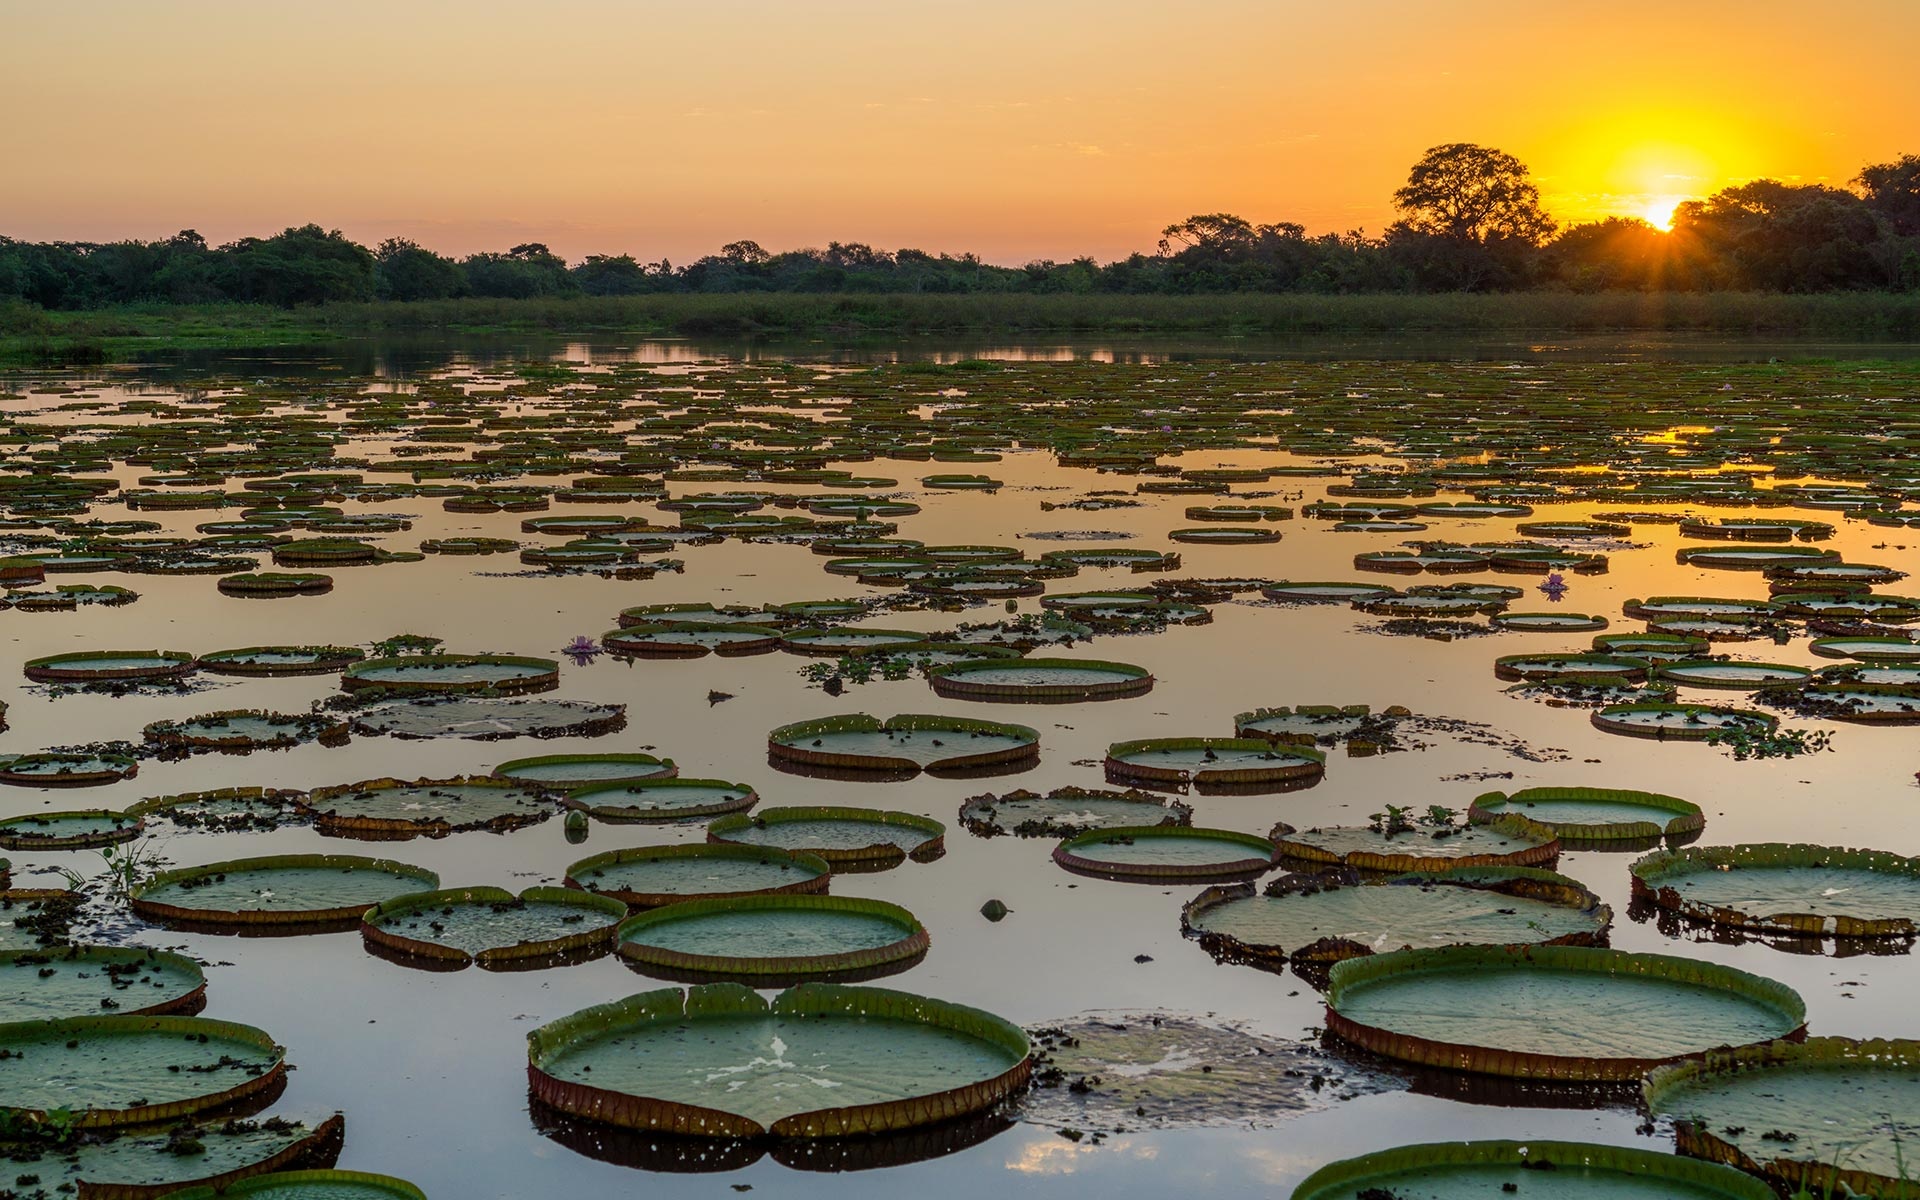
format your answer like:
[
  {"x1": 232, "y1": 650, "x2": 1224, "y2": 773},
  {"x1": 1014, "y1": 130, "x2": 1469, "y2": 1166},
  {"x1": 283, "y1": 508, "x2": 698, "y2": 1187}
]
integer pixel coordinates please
[{"x1": 3, "y1": 0, "x2": 1917, "y2": 265}]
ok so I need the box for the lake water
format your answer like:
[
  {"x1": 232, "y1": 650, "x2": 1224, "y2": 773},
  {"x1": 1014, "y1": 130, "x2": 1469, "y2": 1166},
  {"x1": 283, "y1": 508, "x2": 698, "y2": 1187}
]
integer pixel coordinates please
[{"x1": 1, "y1": 339, "x2": 1917, "y2": 1198}]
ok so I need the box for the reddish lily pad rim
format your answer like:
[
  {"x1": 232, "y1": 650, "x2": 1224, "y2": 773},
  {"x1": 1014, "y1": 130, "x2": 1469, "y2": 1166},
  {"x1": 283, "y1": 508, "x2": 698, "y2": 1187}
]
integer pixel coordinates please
[
  {"x1": 1054, "y1": 824, "x2": 1280, "y2": 882},
  {"x1": 361, "y1": 884, "x2": 628, "y2": 968},
  {"x1": 615, "y1": 894, "x2": 929, "y2": 980},
  {"x1": 564, "y1": 843, "x2": 833, "y2": 909}
]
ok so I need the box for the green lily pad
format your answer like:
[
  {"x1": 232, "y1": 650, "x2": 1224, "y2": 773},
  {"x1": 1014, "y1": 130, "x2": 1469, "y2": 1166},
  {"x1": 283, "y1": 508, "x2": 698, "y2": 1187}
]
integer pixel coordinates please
[
  {"x1": 0, "y1": 945, "x2": 206, "y2": 1020},
  {"x1": 1291, "y1": 1140, "x2": 1774, "y2": 1200},
  {"x1": 299, "y1": 776, "x2": 550, "y2": 837},
  {"x1": 1469, "y1": 787, "x2": 1705, "y2": 845},
  {"x1": 0, "y1": 1014, "x2": 285, "y2": 1128},
  {"x1": 488, "y1": 752, "x2": 676, "y2": 789},
  {"x1": 1644, "y1": 1037, "x2": 1920, "y2": 1199},
  {"x1": 158, "y1": 1168, "x2": 427, "y2": 1199},
  {"x1": 0, "y1": 808, "x2": 144, "y2": 848},
  {"x1": 768, "y1": 713, "x2": 1039, "y2": 775},
  {"x1": 26, "y1": 1112, "x2": 346, "y2": 1198},
  {"x1": 362, "y1": 885, "x2": 626, "y2": 969},
  {"x1": 1054, "y1": 826, "x2": 1279, "y2": 882},
  {"x1": 708, "y1": 807, "x2": 945, "y2": 867},
  {"x1": 616, "y1": 895, "x2": 927, "y2": 983},
  {"x1": 1184, "y1": 867, "x2": 1610, "y2": 970},
  {"x1": 1630, "y1": 843, "x2": 1920, "y2": 938},
  {"x1": 565, "y1": 844, "x2": 831, "y2": 908},
  {"x1": 131, "y1": 854, "x2": 439, "y2": 929},
  {"x1": 1325, "y1": 945, "x2": 1805, "y2": 1080},
  {"x1": 957, "y1": 786, "x2": 1192, "y2": 838},
  {"x1": 561, "y1": 779, "x2": 758, "y2": 823},
  {"x1": 526, "y1": 983, "x2": 1030, "y2": 1137}
]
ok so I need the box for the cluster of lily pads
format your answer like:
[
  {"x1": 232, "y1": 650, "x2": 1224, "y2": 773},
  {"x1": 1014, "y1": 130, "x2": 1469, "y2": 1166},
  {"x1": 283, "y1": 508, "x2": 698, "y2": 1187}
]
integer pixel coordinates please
[{"x1": 9, "y1": 356, "x2": 1920, "y2": 1196}]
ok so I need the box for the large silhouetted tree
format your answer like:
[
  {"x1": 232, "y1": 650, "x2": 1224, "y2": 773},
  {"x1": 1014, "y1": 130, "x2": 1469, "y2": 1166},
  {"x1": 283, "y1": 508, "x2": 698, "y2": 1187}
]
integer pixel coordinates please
[
  {"x1": 1391, "y1": 143, "x2": 1555, "y2": 246},
  {"x1": 1858, "y1": 154, "x2": 1920, "y2": 236}
]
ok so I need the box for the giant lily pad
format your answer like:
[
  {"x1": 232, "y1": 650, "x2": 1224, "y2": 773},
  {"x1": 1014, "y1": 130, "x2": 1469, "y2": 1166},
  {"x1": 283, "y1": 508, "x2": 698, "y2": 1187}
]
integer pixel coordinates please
[
  {"x1": 144, "y1": 710, "x2": 349, "y2": 752},
  {"x1": 1654, "y1": 660, "x2": 1812, "y2": 689},
  {"x1": 24, "y1": 650, "x2": 196, "y2": 684},
  {"x1": 562, "y1": 779, "x2": 758, "y2": 823},
  {"x1": 616, "y1": 895, "x2": 927, "y2": 984},
  {"x1": 927, "y1": 657, "x2": 1152, "y2": 703},
  {"x1": 33, "y1": 1112, "x2": 346, "y2": 1198},
  {"x1": 299, "y1": 776, "x2": 551, "y2": 838},
  {"x1": 1103, "y1": 737, "x2": 1324, "y2": 791},
  {"x1": 489, "y1": 752, "x2": 676, "y2": 789},
  {"x1": 957, "y1": 786, "x2": 1192, "y2": 838},
  {"x1": 0, "y1": 945, "x2": 206, "y2": 1019},
  {"x1": 362, "y1": 885, "x2": 626, "y2": 969},
  {"x1": 131, "y1": 854, "x2": 438, "y2": 929},
  {"x1": 1272, "y1": 815, "x2": 1561, "y2": 873},
  {"x1": 1054, "y1": 826, "x2": 1279, "y2": 882},
  {"x1": 604, "y1": 623, "x2": 781, "y2": 657},
  {"x1": 340, "y1": 654, "x2": 560, "y2": 695},
  {"x1": 0, "y1": 1014, "x2": 285, "y2": 1128},
  {"x1": 1630, "y1": 843, "x2": 1920, "y2": 939},
  {"x1": 566, "y1": 844, "x2": 831, "y2": 908},
  {"x1": 1469, "y1": 787, "x2": 1705, "y2": 845},
  {"x1": 195, "y1": 646, "x2": 365, "y2": 676},
  {"x1": 1324, "y1": 944, "x2": 1805, "y2": 1080},
  {"x1": 707, "y1": 807, "x2": 945, "y2": 867},
  {"x1": 1591, "y1": 703, "x2": 1778, "y2": 739},
  {"x1": 0, "y1": 808, "x2": 143, "y2": 847},
  {"x1": 1291, "y1": 1140, "x2": 1774, "y2": 1200},
  {"x1": 768, "y1": 714, "x2": 1039, "y2": 776},
  {"x1": 1644, "y1": 1037, "x2": 1920, "y2": 1199},
  {"x1": 1184, "y1": 867, "x2": 1610, "y2": 972},
  {"x1": 158, "y1": 1168, "x2": 427, "y2": 1200},
  {"x1": 526, "y1": 983, "x2": 1030, "y2": 1138},
  {"x1": 0, "y1": 753, "x2": 140, "y2": 789}
]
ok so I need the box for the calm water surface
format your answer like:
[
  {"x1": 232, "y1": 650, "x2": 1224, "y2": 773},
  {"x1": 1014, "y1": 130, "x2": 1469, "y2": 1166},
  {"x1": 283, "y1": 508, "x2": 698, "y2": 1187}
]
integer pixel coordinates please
[{"x1": 1, "y1": 340, "x2": 1916, "y2": 1198}]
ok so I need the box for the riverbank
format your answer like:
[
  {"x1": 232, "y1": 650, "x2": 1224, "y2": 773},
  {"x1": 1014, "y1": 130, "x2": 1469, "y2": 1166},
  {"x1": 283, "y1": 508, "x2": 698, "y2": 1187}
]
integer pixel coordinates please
[{"x1": 4, "y1": 291, "x2": 1920, "y2": 363}]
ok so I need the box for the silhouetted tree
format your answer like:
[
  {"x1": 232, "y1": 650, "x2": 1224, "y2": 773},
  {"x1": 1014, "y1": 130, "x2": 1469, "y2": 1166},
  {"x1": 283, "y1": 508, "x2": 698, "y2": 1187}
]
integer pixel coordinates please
[
  {"x1": 1858, "y1": 154, "x2": 1920, "y2": 236},
  {"x1": 374, "y1": 238, "x2": 464, "y2": 301}
]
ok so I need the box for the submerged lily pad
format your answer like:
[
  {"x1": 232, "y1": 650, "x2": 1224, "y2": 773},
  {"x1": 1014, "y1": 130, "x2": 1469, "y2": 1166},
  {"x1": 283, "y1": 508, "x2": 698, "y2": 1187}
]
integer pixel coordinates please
[
  {"x1": 526, "y1": 983, "x2": 1031, "y2": 1138},
  {"x1": 131, "y1": 854, "x2": 439, "y2": 929},
  {"x1": 768, "y1": 713, "x2": 1039, "y2": 775},
  {"x1": 0, "y1": 1013, "x2": 285, "y2": 1128},
  {"x1": 362, "y1": 885, "x2": 626, "y2": 969},
  {"x1": 957, "y1": 786, "x2": 1192, "y2": 838},
  {"x1": 708, "y1": 807, "x2": 945, "y2": 867},
  {"x1": 1630, "y1": 843, "x2": 1920, "y2": 939},
  {"x1": 616, "y1": 895, "x2": 928, "y2": 984},
  {"x1": 347, "y1": 697, "x2": 625, "y2": 740},
  {"x1": 1291, "y1": 1140, "x2": 1774, "y2": 1200},
  {"x1": 566, "y1": 844, "x2": 831, "y2": 908},
  {"x1": 1644, "y1": 1037, "x2": 1920, "y2": 1199},
  {"x1": 1325, "y1": 944, "x2": 1805, "y2": 1080},
  {"x1": 1025, "y1": 1013, "x2": 1400, "y2": 1132},
  {"x1": 1469, "y1": 786, "x2": 1705, "y2": 845},
  {"x1": 0, "y1": 945, "x2": 206, "y2": 1020},
  {"x1": 1184, "y1": 867, "x2": 1610, "y2": 973}
]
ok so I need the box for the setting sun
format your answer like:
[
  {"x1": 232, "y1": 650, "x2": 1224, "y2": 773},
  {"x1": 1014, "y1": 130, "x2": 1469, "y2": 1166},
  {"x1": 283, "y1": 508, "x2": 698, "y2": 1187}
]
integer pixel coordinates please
[{"x1": 1641, "y1": 195, "x2": 1685, "y2": 230}]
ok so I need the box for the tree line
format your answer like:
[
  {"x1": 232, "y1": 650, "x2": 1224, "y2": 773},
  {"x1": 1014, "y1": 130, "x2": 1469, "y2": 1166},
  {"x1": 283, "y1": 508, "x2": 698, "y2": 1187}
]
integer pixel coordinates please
[{"x1": 4, "y1": 144, "x2": 1917, "y2": 309}]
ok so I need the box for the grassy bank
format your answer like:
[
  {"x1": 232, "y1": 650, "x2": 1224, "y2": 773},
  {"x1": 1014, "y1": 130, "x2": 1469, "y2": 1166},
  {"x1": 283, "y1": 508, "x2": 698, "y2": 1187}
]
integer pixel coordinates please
[{"x1": 5, "y1": 291, "x2": 1920, "y2": 362}]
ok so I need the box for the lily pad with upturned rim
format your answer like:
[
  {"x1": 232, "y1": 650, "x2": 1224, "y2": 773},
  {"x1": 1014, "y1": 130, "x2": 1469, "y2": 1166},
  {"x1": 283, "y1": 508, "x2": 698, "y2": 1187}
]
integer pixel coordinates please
[
  {"x1": 1630, "y1": 843, "x2": 1920, "y2": 939},
  {"x1": 1271, "y1": 815, "x2": 1561, "y2": 874},
  {"x1": 615, "y1": 894, "x2": 928, "y2": 984},
  {"x1": 565, "y1": 843, "x2": 831, "y2": 908},
  {"x1": 708, "y1": 807, "x2": 945, "y2": 867},
  {"x1": 0, "y1": 808, "x2": 144, "y2": 847},
  {"x1": 339, "y1": 654, "x2": 560, "y2": 695},
  {"x1": 767, "y1": 713, "x2": 1039, "y2": 775},
  {"x1": 957, "y1": 786, "x2": 1192, "y2": 838},
  {"x1": 0, "y1": 1013, "x2": 286, "y2": 1128},
  {"x1": 1643, "y1": 1037, "x2": 1920, "y2": 1200},
  {"x1": 1590, "y1": 703, "x2": 1778, "y2": 740},
  {"x1": 0, "y1": 755, "x2": 140, "y2": 789},
  {"x1": 0, "y1": 945, "x2": 207, "y2": 1020},
  {"x1": 1468, "y1": 786, "x2": 1705, "y2": 845},
  {"x1": 1323, "y1": 943, "x2": 1805, "y2": 1081},
  {"x1": 298, "y1": 776, "x2": 551, "y2": 838},
  {"x1": 361, "y1": 885, "x2": 627, "y2": 969},
  {"x1": 927, "y1": 657, "x2": 1153, "y2": 703},
  {"x1": 562, "y1": 779, "x2": 759, "y2": 823},
  {"x1": 49, "y1": 1111, "x2": 347, "y2": 1198},
  {"x1": 157, "y1": 1168, "x2": 427, "y2": 1200},
  {"x1": 489, "y1": 752, "x2": 677, "y2": 790},
  {"x1": 1289, "y1": 1139, "x2": 1775, "y2": 1200},
  {"x1": 1103, "y1": 737, "x2": 1325, "y2": 790},
  {"x1": 525, "y1": 983, "x2": 1030, "y2": 1138},
  {"x1": 23, "y1": 650, "x2": 196, "y2": 684},
  {"x1": 131, "y1": 854, "x2": 439, "y2": 929},
  {"x1": 1053, "y1": 825, "x2": 1280, "y2": 882}
]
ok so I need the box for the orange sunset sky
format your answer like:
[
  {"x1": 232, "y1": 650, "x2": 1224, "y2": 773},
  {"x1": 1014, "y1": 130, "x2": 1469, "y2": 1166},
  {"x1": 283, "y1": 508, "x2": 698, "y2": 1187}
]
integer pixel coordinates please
[{"x1": 4, "y1": 0, "x2": 1917, "y2": 264}]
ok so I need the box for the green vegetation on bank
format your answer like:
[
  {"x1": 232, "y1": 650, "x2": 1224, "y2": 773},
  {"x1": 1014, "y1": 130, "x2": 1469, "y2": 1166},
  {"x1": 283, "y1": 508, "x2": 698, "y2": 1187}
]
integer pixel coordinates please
[{"x1": 4, "y1": 291, "x2": 1920, "y2": 364}]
